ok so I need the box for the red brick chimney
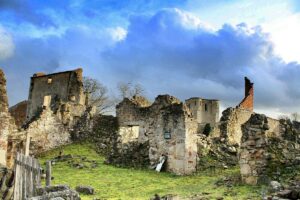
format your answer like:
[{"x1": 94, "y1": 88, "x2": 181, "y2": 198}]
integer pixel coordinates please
[{"x1": 237, "y1": 77, "x2": 254, "y2": 111}]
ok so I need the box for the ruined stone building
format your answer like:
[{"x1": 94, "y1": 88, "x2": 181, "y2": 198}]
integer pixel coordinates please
[
  {"x1": 185, "y1": 98, "x2": 219, "y2": 128},
  {"x1": 0, "y1": 68, "x2": 94, "y2": 168},
  {"x1": 114, "y1": 76, "x2": 257, "y2": 175},
  {"x1": 26, "y1": 69, "x2": 86, "y2": 121},
  {"x1": 116, "y1": 95, "x2": 198, "y2": 175},
  {"x1": 2, "y1": 65, "x2": 299, "y2": 186},
  {"x1": 22, "y1": 69, "x2": 93, "y2": 155}
]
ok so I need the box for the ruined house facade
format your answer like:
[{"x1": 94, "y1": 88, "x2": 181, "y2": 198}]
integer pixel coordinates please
[
  {"x1": 185, "y1": 97, "x2": 219, "y2": 128},
  {"x1": 116, "y1": 95, "x2": 199, "y2": 175},
  {"x1": 115, "y1": 76, "x2": 258, "y2": 175},
  {"x1": 23, "y1": 69, "x2": 92, "y2": 156},
  {"x1": 26, "y1": 69, "x2": 86, "y2": 121},
  {"x1": 1, "y1": 68, "x2": 93, "y2": 168}
]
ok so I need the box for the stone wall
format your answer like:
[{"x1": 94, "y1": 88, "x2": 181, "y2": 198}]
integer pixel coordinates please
[
  {"x1": 25, "y1": 108, "x2": 71, "y2": 155},
  {"x1": 239, "y1": 114, "x2": 269, "y2": 185},
  {"x1": 0, "y1": 69, "x2": 8, "y2": 113},
  {"x1": 219, "y1": 107, "x2": 252, "y2": 146},
  {"x1": 26, "y1": 68, "x2": 85, "y2": 121},
  {"x1": 0, "y1": 69, "x2": 18, "y2": 166},
  {"x1": 9, "y1": 100, "x2": 28, "y2": 128},
  {"x1": 239, "y1": 114, "x2": 300, "y2": 185},
  {"x1": 116, "y1": 95, "x2": 198, "y2": 175},
  {"x1": 185, "y1": 98, "x2": 220, "y2": 127},
  {"x1": 2, "y1": 69, "x2": 94, "y2": 168}
]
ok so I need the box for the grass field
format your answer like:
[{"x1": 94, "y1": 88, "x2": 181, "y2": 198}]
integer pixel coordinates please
[{"x1": 38, "y1": 143, "x2": 265, "y2": 200}]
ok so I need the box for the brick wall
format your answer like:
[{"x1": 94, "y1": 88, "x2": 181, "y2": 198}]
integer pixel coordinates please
[{"x1": 238, "y1": 77, "x2": 254, "y2": 111}]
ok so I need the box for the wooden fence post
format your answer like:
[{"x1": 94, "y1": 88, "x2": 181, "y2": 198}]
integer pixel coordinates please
[
  {"x1": 13, "y1": 153, "x2": 42, "y2": 199},
  {"x1": 46, "y1": 161, "x2": 51, "y2": 187}
]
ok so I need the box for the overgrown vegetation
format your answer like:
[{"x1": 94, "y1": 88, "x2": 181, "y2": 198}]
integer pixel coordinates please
[{"x1": 38, "y1": 143, "x2": 263, "y2": 200}]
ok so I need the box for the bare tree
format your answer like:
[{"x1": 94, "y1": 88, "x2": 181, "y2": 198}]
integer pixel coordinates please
[
  {"x1": 117, "y1": 82, "x2": 144, "y2": 99},
  {"x1": 132, "y1": 83, "x2": 144, "y2": 97},
  {"x1": 117, "y1": 82, "x2": 131, "y2": 99},
  {"x1": 83, "y1": 77, "x2": 112, "y2": 114},
  {"x1": 291, "y1": 112, "x2": 300, "y2": 122}
]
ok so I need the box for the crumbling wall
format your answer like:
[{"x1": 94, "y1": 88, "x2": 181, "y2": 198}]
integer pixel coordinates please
[
  {"x1": 218, "y1": 77, "x2": 255, "y2": 146},
  {"x1": 219, "y1": 107, "x2": 252, "y2": 145},
  {"x1": 9, "y1": 100, "x2": 28, "y2": 128},
  {"x1": 239, "y1": 114, "x2": 269, "y2": 185},
  {"x1": 115, "y1": 95, "x2": 198, "y2": 175},
  {"x1": 0, "y1": 69, "x2": 8, "y2": 113},
  {"x1": 25, "y1": 108, "x2": 71, "y2": 155},
  {"x1": 26, "y1": 68, "x2": 85, "y2": 121},
  {"x1": 239, "y1": 114, "x2": 300, "y2": 185},
  {"x1": 147, "y1": 97, "x2": 198, "y2": 174},
  {"x1": 5, "y1": 69, "x2": 94, "y2": 167},
  {"x1": 116, "y1": 96, "x2": 154, "y2": 143},
  {"x1": 0, "y1": 69, "x2": 18, "y2": 166},
  {"x1": 185, "y1": 98, "x2": 220, "y2": 127},
  {"x1": 22, "y1": 69, "x2": 93, "y2": 154}
]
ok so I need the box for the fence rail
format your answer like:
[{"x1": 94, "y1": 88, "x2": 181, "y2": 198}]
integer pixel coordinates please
[{"x1": 13, "y1": 153, "x2": 41, "y2": 200}]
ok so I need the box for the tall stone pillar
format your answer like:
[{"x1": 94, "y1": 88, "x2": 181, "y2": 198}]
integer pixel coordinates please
[
  {"x1": 239, "y1": 114, "x2": 269, "y2": 185},
  {"x1": 0, "y1": 69, "x2": 8, "y2": 112},
  {"x1": 0, "y1": 69, "x2": 9, "y2": 165}
]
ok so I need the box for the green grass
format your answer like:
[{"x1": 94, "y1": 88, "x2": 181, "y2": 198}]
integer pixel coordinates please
[{"x1": 38, "y1": 143, "x2": 264, "y2": 200}]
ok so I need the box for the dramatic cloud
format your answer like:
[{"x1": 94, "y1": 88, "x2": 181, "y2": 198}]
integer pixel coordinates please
[
  {"x1": 103, "y1": 8, "x2": 300, "y2": 114},
  {"x1": 0, "y1": 26, "x2": 14, "y2": 60},
  {"x1": 1, "y1": 6, "x2": 300, "y2": 117},
  {"x1": 0, "y1": 0, "x2": 56, "y2": 28},
  {"x1": 0, "y1": 25, "x2": 121, "y2": 105}
]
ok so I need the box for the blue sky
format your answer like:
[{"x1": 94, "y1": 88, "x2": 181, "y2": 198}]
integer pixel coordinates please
[{"x1": 0, "y1": 0, "x2": 300, "y2": 117}]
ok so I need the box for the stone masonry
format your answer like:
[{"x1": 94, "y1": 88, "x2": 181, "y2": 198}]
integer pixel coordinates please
[
  {"x1": 239, "y1": 113, "x2": 300, "y2": 185},
  {"x1": 26, "y1": 68, "x2": 86, "y2": 121},
  {"x1": 2, "y1": 68, "x2": 94, "y2": 168},
  {"x1": 185, "y1": 97, "x2": 219, "y2": 128},
  {"x1": 218, "y1": 77, "x2": 255, "y2": 146},
  {"x1": 116, "y1": 95, "x2": 198, "y2": 175},
  {"x1": 219, "y1": 107, "x2": 252, "y2": 146},
  {"x1": 0, "y1": 69, "x2": 18, "y2": 166},
  {"x1": 239, "y1": 114, "x2": 269, "y2": 185}
]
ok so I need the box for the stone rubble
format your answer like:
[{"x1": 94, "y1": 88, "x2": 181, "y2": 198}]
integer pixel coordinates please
[
  {"x1": 75, "y1": 185, "x2": 94, "y2": 195},
  {"x1": 28, "y1": 185, "x2": 80, "y2": 200}
]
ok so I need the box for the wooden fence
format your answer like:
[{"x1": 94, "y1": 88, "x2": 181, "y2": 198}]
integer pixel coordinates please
[{"x1": 13, "y1": 153, "x2": 41, "y2": 200}]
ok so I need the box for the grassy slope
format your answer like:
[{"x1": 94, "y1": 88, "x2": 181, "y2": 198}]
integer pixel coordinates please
[{"x1": 38, "y1": 143, "x2": 263, "y2": 200}]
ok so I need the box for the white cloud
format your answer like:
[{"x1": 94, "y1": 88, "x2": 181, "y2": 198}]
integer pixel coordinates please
[
  {"x1": 186, "y1": 0, "x2": 300, "y2": 63},
  {"x1": 0, "y1": 26, "x2": 14, "y2": 60},
  {"x1": 263, "y1": 13, "x2": 300, "y2": 63},
  {"x1": 102, "y1": 8, "x2": 300, "y2": 117},
  {"x1": 109, "y1": 27, "x2": 127, "y2": 41}
]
